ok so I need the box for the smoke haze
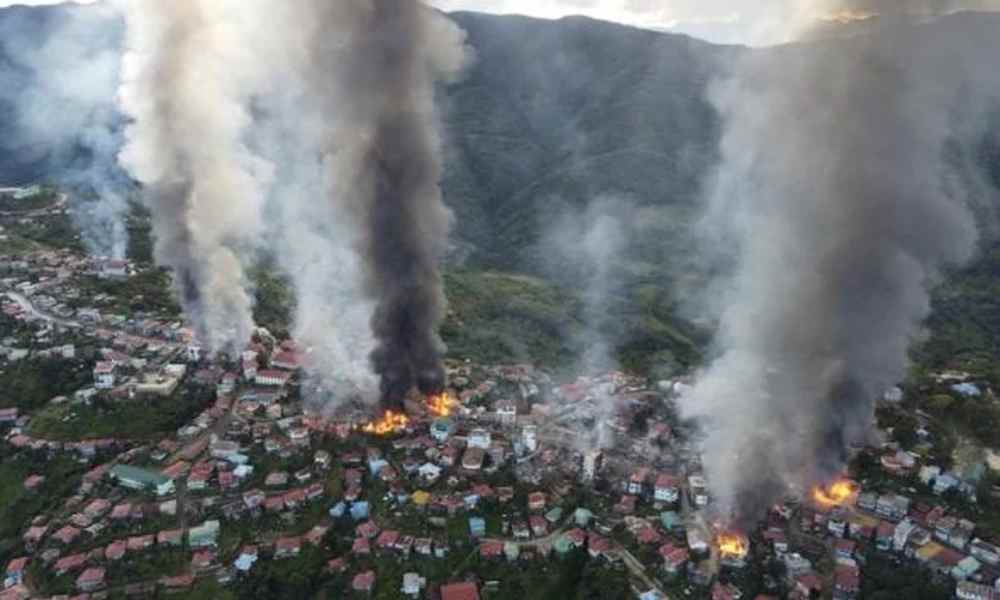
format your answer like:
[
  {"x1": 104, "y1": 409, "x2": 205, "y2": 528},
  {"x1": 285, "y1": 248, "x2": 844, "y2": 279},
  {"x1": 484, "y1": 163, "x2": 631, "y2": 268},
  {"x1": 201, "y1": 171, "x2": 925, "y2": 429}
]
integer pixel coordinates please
[
  {"x1": 0, "y1": 3, "x2": 129, "y2": 258},
  {"x1": 116, "y1": 0, "x2": 273, "y2": 354},
  {"x1": 544, "y1": 197, "x2": 637, "y2": 449},
  {"x1": 683, "y1": 1, "x2": 1000, "y2": 523}
]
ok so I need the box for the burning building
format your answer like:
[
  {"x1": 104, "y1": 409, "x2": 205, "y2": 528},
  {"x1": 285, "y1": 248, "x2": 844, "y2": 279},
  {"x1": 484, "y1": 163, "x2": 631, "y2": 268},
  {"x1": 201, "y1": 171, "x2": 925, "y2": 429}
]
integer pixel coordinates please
[
  {"x1": 812, "y1": 478, "x2": 860, "y2": 510},
  {"x1": 717, "y1": 530, "x2": 750, "y2": 568}
]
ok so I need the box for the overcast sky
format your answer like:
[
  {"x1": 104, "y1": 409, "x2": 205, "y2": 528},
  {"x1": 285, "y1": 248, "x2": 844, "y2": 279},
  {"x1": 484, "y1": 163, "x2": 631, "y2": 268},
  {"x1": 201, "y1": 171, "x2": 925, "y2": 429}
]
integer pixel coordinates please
[{"x1": 2, "y1": 0, "x2": 1000, "y2": 45}]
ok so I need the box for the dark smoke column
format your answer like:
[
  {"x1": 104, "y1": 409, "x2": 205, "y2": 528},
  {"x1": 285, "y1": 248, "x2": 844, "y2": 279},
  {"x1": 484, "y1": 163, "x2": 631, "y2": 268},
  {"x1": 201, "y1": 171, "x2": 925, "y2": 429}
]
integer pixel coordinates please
[{"x1": 328, "y1": 1, "x2": 470, "y2": 411}]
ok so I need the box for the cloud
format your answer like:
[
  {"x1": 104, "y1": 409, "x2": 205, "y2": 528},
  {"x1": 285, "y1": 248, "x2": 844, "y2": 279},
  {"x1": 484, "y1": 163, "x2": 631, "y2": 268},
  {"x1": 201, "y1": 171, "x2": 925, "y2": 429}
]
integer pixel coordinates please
[
  {"x1": 430, "y1": 0, "x2": 1000, "y2": 44},
  {"x1": 0, "y1": 0, "x2": 97, "y2": 5}
]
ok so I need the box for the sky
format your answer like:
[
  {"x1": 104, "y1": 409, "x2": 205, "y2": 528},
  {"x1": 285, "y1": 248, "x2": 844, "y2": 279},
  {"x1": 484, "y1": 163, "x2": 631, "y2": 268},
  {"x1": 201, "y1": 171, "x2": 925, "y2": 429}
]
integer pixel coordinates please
[{"x1": 2, "y1": 1, "x2": 999, "y2": 46}]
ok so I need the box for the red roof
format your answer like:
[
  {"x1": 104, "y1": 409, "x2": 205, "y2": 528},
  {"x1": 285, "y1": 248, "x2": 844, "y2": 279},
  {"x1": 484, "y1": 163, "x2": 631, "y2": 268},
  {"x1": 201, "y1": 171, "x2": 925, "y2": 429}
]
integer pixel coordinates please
[
  {"x1": 655, "y1": 473, "x2": 679, "y2": 489},
  {"x1": 352, "y1": 570, "x2": 376, "y2": 592},
  {"x1": 77, "y1": 567, "x2": 105, "y2": 585},
  {"x1": 5, "y1": 558, "x2": 28, "y2": 574},
  {"x1": 835, "y1": 565, "x2": 861, "y2": 591},
  {"x1": 352, "y1": 538, "x2": 371, "y2": 554},
  {"x1": 55, "y1": 554, "x2": 88, "y2": 573},
  {"x1": 441, "y1": 582, "x2": 481, "y2": 600},
  {"x1": 160, "y1": 574, "x2": 195, "y2": 588},
  {"x1": 479, "y1": 541, "x2": 504, "y2": 558},
  {"x1": 276, "y1": 537, "x2": 301, "y2": 552},
  {"x1": 376, "y1": 530, "x2": 400, "y2": 549}
]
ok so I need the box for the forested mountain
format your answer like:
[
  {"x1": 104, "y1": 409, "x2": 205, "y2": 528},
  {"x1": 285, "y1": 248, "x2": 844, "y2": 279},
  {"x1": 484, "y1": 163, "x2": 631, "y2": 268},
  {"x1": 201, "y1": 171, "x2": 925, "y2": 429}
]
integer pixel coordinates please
[{"x1": 0, "y1": 6, "x2": 998, "y2": 376}]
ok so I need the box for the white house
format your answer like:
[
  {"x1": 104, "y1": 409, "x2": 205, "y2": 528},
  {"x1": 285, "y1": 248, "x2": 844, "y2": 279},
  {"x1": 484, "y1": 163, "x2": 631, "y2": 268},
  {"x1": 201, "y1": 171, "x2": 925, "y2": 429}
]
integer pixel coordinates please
[
  {"x1": 401, "y1": 573, "x2": 426, "y2": 597},
  {"x1": 468, "y1": 428, "x2": 491, "y2": 450},
  {"x1": 93, "y1": 362, "x2": 115, "y2": 390},
  {"x1": 495, "y1": 402, "x2": 517, "y2": 426},
  {"x1": 255, "y1": 370, "x2": 291, "y2": 387},
  {"x1": 654, "y1": 474, "x2": 680, "y2": 503}
]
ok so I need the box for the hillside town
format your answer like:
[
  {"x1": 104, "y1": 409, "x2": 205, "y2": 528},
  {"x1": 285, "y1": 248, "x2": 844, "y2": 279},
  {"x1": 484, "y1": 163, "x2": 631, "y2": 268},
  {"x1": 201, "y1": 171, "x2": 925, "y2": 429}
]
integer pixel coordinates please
[
  {"x1": 0, "y1": 191, "x2": 999, "y2": 600},
  {"x1": 0, "y1": 241, "x2": 998, "y2": 600}
]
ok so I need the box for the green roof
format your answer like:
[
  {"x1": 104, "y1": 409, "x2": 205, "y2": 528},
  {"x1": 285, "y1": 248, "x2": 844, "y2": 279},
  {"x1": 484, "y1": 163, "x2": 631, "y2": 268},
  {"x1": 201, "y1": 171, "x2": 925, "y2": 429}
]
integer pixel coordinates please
[{"x1": 110, "y1": 464, "x2": 170, "y2": 487}]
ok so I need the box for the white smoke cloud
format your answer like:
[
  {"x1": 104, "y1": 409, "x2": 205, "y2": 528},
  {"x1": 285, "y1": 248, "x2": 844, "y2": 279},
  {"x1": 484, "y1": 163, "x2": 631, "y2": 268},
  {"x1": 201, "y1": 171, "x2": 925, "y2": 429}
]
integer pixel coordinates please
[{"x1": 116, "y1": 0, "x2": 274, "y2": 354}]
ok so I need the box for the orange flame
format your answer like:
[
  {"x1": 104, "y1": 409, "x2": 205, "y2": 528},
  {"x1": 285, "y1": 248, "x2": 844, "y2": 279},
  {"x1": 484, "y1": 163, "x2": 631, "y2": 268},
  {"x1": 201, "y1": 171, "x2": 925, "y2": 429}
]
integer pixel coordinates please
[
  {"x1": 717, "y1": 531, "x2": 749, "y2": 559},
  {"x1": 361, "y1": 410, "x2": 410, "y2": 436},
  {"x1": 812, "y1": 479, "x2": 858, "y2": 508},
  {"x1": 427, "y1": 392, "x2": 458, "y2": 418}
]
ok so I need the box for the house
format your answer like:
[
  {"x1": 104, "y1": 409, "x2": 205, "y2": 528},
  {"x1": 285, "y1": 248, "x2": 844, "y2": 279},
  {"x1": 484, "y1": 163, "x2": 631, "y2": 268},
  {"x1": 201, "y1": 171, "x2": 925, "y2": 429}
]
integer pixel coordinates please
[
  {"x1": 469, "y1": 517, "x2": 486, "y2": 538},
  {"x1": 53, "y1": 526, "x2": 82, "y2": 546},
  {"x1": 158, "y1": 529, "x2": 184, "y2": 547},
  {"x1": 191, "y1": 550, "x2": 217, "y2": 573},
  {"x1": 0, "y1": 408, "x2": 18, "y2": 425},
  {"x1": 76, "y1": 567, "x2": 106, "y2": 592},
  {"x1": 711, "y1": 582, "x2": 742, "y2": 600},
  {"x1": 4, "y1": 558, "x2": 28, "y2": 589},
  {"x1": 528, "y1": 492, "x2": 546, "y2": 512},
  {"x1": 23, "y1": 475, "x2": 44, "y2": 492},
  {"x1": 875, "y1": 493, "x2": 911, "y2": 521},
  {"x1": 419, "y1": 463, "x2": 442, "y2": 483},
  {"x1": 956, "y1": 581, "x2": 998, "y2": 600},
  {"x1": 23, "y1": 524, "x2": 49, "y2": 548},
  {"x1": 530, "y1": 515, "x2": 548, "y2": 537},
  {"x1": 401, "y1": 572, "x2": 426, "y2": 597},
  {"x1": 54, "y1": 554, "x2": 89, "y2": 576},
  {"x1": 441, "y1": 581, "x2": 480, "y2": 600},
  {"x1": 431, "y1": 418, "x2": 454, "y2": 442},
  {"x1": 160, "y1": 574, "x2": 196, "y2": 592},
  {"x1": 795, "y1": 573, "x2": 823, "y2": 598},
  {"x1": 127, "y1": 534, "x2": 155, "y2": 553},
  {"x1": 110, "y1": 464, "x2": 175, "y2": 496},
  {"x1": 353, "y1": 537, "x2": 372, "y2": 555},
  {"x1": 833, "y1": 564, "x2": 860, "y2": 600},
  {"x1": 876, "y1": 521, "x2": 895, "y2": 552},
  {"x1": 93, "y1": 362, "x2": 115, "y2": 389},
  {"x1": 255, "y1": 370, "x2": 291, "y2": 387},
  {"x1": 587, "y1": 533, "x2": 614, "y2": 560},
  {"x1": 480, "y1": 541, "x2": 504, "y2": 559},
  {"x1": 105, "y1": 541, "x2": 127, "y2": 561},
  {"x1": 894, "y1": 519, "x2": 918, "y2": 551},
  {"x1": 275, "y1": 536, "x2": 302, "y2": 559},
  {"x1": 659, "y1": 543, "x2": 690, "y2": 575},
  {"x1": 468, "y1": 428, "x2": 491, "y2": 449},
  {"x1": 970, "y1": 542, "x2": 1000, "y2": 571},
  {"x1": 314, "y1": 450, "x2": 332, "y2": 469},
  {"x1": 834, "y1": 539, "x2": 857, "y2": 561},
  {"x1": 462, "y1": 448, "x2": 485, "y2": 471},
  {"x1": 375, "y1": 530, "x2": 400, "y2": 553},
  {"x1": 627, "y1": 468, "x2": 651, "y2": 496},
  {"x1": 189, "y1": 520, "x2": 220, "y2": 548},
  {"x1": 495, "y1": 402, "x2": 517, "y2": 426},
  {"x1": 352, "y1": 570, "x2": 376, "y2": 594},
  {"x1": 357, "y1": 521, "x2": 380, "y2": 539},
  {"x1": 654, "y1": 473, "x2": 680, "y2": 503},
  {"x1": 271, "y1": 350, "x2": 301, "y2": 371}
]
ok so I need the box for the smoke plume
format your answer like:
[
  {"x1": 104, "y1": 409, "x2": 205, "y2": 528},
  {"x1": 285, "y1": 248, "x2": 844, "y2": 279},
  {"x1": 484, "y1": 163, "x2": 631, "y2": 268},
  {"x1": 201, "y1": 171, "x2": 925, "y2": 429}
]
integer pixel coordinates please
[
  {"x1": 262, "y1": 1, "x2": 469, "y2": 412},
  {"x1": 0, "y1": 3, "x2": 129, "y2": 258},
  {"x1": 683, "y1": 2, "x2": 1000, "y2": 524},
  {"x1": 544, "y1": 197, "x2": 636, "y2": 450},
  {"x1": 116, "y1": 1, "x2": 273, "y2": 354}
]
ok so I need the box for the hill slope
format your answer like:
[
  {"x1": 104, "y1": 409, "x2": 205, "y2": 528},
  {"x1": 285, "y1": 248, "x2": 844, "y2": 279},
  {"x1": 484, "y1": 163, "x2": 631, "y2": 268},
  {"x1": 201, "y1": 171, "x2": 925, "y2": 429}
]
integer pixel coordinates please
[{"x1": 0, "y1": 7, "x2": 998, "y2": 376}]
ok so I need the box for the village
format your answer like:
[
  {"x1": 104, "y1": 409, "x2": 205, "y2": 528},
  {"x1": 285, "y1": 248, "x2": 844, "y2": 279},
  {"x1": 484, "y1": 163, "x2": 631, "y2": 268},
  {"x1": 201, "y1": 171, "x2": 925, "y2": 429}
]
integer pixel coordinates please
[{"x1": 0, "y1": 196, "x2": 999, "y2": 600}]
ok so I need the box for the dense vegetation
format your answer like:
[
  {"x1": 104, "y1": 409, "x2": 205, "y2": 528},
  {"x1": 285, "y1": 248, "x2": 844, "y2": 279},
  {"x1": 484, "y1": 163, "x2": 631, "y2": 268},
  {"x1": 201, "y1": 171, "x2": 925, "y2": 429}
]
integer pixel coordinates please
[
  {"x1": 0, "y1": 357, "x2": 92, "y2": 412},
  {"x1": 0, "y1": 186, "x2": 58, "y2": 212},
  {"x1": 28, "y1": 382, "x2": 215, "y2": 441}
]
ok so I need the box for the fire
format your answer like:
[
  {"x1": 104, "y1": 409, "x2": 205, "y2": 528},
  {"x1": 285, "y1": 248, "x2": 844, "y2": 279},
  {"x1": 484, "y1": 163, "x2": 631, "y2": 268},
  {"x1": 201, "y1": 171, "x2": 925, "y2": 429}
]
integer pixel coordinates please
[
  {"x1": 812, "y1": 479, "x2": 859, "y2": 508},
  {"x1": 361, "y1": 410, "x2": 410, "y2": 436},
  {"x1": 717, "y1": 531, "x2": 749, "y2": 559},
  {"x1": 426, "y1": 391, "x2": 458, "y2": 417}
]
